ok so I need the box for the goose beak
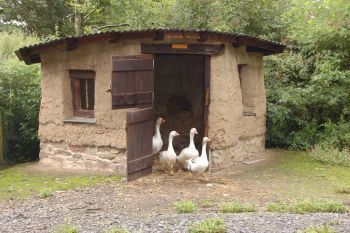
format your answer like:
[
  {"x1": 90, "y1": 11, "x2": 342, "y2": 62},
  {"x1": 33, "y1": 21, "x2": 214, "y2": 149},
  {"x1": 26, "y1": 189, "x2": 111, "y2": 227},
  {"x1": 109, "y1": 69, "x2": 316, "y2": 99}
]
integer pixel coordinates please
[
  {"x1": 175, "y1": 132, "x2": 180, "y2": 136},
  {"x1": 160, "y1": 118, "x2": 165, "y2": 123},
  {"x1": 195, "y1": 129, "x2": 198, "y2": 135}
]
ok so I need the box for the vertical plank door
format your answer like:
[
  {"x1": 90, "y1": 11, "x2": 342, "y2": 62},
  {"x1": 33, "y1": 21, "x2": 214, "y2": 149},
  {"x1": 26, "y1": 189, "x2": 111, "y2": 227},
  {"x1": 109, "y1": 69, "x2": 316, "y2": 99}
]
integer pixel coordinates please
[
  {"x1": 126, "y1": 107, "x2": 155, "y2": 181},
  {"x1": 111, "y1": 55, "x2": 155, "y2": 181}
]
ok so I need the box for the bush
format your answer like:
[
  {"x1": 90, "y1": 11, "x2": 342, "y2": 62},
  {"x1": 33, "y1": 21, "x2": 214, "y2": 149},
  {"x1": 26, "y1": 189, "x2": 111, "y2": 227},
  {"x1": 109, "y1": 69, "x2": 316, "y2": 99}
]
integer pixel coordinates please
[
  {"x1": 264, "y1": 1, "x2": 350, "y2": 150},
  {"x1": 189, "y1": 218, "x2": 226, "y2": 233},
  {"x1": 174, "y1": 200, "x2": 196, "y2": 213},
  {"x1": 267, "y1": 198, "x2": 347, "y2": 214},
  {"x1": 310, "y1": 143, "x2": 350, "y2": 167},
  {"x1": 219, "y1": 201, "x2": 256, "y2": 213},
  {"x1": 0, "y1": 30, "x2": 40, "y2": 163}
]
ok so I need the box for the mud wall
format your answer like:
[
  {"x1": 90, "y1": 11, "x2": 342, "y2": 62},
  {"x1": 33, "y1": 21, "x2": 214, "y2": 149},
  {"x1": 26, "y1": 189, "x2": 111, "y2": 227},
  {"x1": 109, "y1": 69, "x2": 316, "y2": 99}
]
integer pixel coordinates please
[
  {"x1": 209, "y1": 45, "x2": 266, "y2": 168},
  {"x1": 38, "y1": 38, "x2": 266, "y2": 173},
  {"x1": 39, "y1": 40, "x2": 142, "y2": 173}
]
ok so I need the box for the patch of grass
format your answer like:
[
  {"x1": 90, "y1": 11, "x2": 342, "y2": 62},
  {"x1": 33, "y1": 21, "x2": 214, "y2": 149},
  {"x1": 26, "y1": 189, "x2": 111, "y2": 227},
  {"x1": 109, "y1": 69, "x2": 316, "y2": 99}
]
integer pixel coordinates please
[
  {"x1": 267, "y1": 198, "x2": 347, "y2": 214},
  {"x1": 189, "y1": 218, "x2": 226, "y2": 233},
  {"x1": 0, "y1": 164, "x2": 122, "y2": 201},
  {"x1": 336, "y1": 186, "x2": 350, "y2": 194},
  {"x1": 53, "y1": 220, "x2": 79, "y2": 233},
  {"x1": 266, "y1": 202, "x2": 289, "y2": 212},
  {"x1": 201, "y1": 199, "x2": 213, "y2": 208},
  {"x1": 174, "y1": 200, "x2": 196, "y2": 213},
  {"x1": 103, "y1": 226, "x2": 129, "y2": 233},
  {"x1": 310, "y1": 144, "x2": 350, "y2": 167},
  {"x1": 297, "y1": 224, "x2": 336, "y2": 233},
  {"x1": 39, "y1": 189, "x2": 54, "y2": 198},
  {"x1": 261, "y1": 151, "x2": 350, "y2": 199},
  {"x1": 220, "y1": 201, "x2": 256, "y2": 213}
]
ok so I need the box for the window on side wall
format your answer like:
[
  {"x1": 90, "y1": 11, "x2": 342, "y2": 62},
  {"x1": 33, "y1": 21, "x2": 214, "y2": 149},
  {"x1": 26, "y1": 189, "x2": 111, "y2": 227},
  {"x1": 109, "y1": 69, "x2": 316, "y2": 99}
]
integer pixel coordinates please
[{"x1": 69, "y1": 70, "x2": 95, "y2": 118}]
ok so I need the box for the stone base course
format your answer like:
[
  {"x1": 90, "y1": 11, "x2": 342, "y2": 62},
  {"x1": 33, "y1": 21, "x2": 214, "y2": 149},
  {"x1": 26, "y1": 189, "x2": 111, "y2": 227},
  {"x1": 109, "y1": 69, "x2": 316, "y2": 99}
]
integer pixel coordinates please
[{"x1": 39, "y1": 142, "x2": 126, "y2": 174}]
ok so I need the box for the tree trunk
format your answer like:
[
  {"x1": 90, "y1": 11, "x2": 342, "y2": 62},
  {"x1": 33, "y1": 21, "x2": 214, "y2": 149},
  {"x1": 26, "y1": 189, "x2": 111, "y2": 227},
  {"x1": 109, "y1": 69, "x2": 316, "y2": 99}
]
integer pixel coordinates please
[{"x1": 74, "y1": 0, "x2": 84, "y2": 36}]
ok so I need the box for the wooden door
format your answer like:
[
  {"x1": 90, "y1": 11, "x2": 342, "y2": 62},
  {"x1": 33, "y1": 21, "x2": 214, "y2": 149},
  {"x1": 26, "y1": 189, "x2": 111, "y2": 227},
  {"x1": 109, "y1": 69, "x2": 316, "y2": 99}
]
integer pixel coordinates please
[
  {"x1": 111, "y1": 55, "x2": 155, "y2": 181},
  {"x1": 112, "y1": 55, "x2": 154, "y2": 109},
  {"x1": 126, "y1": 107, "x2": 154, "y2": 181}
]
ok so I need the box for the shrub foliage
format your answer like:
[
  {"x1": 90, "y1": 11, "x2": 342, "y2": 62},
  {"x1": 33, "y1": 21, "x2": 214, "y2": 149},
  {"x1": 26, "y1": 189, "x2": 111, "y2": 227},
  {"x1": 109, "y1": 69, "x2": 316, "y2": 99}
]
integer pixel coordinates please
[{"x1": 0, "y1": 31, "x2": 40, "y2": 162}]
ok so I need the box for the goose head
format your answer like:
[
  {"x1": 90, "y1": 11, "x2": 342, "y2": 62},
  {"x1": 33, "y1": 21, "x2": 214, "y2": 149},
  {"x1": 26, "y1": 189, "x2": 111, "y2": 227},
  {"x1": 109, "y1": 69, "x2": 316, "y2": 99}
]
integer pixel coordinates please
[
  {"x1": 170, "y1": 131, "x2": 180, "y2": 137},
  {"x1": 190, "y1": 128, "x2": 198, "y2": 136},
  {"x1": 156, "y1": 117, "x2": 166, "y2": 125},
  {"x1": 203, "y1": 137, "x2": 210, "y2": 144}
]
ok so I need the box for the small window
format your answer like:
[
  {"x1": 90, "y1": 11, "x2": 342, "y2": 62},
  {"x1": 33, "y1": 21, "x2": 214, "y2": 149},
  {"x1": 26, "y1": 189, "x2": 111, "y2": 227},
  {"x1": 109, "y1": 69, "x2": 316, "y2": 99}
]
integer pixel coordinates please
[
  {"x1": 238, "y1": 64, "x2": 256, "y2": 116},
  {"x1": 70, "y1": 70, "x2": 95, "y2": 118}
]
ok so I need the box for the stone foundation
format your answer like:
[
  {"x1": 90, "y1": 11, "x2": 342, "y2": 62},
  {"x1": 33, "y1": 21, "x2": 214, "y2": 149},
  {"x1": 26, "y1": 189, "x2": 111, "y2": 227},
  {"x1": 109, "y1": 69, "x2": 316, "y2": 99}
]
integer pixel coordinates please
[
  {"x1": 210, "y1": 135, "x2": 265, "y2": 170},
  {"x1": 39, "y1": 142, "x2": 126, "y2": 174}
]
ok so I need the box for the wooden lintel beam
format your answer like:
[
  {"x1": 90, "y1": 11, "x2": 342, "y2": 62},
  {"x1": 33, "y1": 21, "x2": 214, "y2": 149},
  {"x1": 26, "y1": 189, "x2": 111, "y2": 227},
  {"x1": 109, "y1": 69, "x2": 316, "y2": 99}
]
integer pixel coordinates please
[
  {"x1": 65, "y1": 38, "x2": 78, "y2": 51},
  {"x1": 153, "y1": 31, "x2": 164, "y2": 41},
  {"x1": 141, "y1": 43, "x2": 225, "y2": 55}
]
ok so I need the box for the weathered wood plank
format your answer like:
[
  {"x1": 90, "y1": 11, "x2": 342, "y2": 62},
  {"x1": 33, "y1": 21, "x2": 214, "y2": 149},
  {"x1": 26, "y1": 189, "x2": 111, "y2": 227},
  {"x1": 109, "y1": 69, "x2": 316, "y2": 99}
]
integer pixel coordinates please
[
  {"x1": 127, "y1": 167, "x2": 152, "y2": 182},
  {"x1": 126, "y1": 107, "x2": 154, "y2": 181},
  {"x1": 126, "y1": 107, "x2": 154, "y2": 125},
  {"x1": 141, "y1": 43, "x2": 225, "y2": 55},
  {"x1": 112, "y1": 92, "x2": 153, "y2": 106},
  {"x1": 112, "y1": 59, "x2": 153, "y2": 71}
]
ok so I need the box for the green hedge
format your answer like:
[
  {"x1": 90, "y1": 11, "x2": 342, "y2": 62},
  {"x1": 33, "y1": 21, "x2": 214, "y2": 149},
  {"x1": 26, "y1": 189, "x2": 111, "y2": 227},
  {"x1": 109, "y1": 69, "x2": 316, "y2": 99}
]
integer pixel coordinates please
[{"x1": 0, "y1": 31, "x2": 41, "y2": 163}]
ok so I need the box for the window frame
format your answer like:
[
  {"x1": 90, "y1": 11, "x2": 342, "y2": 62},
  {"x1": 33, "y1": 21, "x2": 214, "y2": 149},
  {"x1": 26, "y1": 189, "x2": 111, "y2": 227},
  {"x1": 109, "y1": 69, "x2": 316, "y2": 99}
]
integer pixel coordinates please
[
  {"x1": 238, "y1": 64, "x2": 256, "y2": 116},
  {"x1": 69, "y1": 70, "x2": 96, "y2": 118}
]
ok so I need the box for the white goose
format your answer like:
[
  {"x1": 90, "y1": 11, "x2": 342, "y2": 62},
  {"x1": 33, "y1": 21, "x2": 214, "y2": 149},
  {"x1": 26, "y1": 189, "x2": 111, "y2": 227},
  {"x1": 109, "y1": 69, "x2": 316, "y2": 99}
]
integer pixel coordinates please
[
  {"x1": 188, "y1": 137, "x2": 210, "y2": 178},
  {"x1": 177, "y1": 128, "x2": 199, "y2": 169},
  {"x1": 152, "y1": 117, "x2": 165, "y2": 154},
  {"x1": 159, "y1": 131, "x2": 180, "y2": 175}
]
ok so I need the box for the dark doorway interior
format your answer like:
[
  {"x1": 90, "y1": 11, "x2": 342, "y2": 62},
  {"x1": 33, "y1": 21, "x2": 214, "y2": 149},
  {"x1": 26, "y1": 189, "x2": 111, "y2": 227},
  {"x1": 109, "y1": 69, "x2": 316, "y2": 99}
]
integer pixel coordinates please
[{"x1": 154, "y1": 54, "x2": 204, "y2": 152}]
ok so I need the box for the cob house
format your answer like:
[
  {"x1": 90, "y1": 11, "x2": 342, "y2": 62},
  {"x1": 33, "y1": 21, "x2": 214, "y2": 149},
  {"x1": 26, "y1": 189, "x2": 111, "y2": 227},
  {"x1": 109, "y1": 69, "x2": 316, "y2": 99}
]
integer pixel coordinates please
[{"x1": 16, "y1": 29, "x2": 285, "y2": 181}]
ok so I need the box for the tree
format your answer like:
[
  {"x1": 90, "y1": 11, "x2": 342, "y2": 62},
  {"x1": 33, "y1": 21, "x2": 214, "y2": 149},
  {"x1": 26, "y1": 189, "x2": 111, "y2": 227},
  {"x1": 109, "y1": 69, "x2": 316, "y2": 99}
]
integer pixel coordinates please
[
  {"x1": 67, "y1": 0, "x2": 110, "y2": 35},
  {"x1": 0, "y1": 0, "x2": 72, "y2": 37},
  {"x1": 264, "y1": 0, "x2": 350, "y2": 149},
  {"x1": 0, "y1": 31, "x2": 40, "y2": 162}
]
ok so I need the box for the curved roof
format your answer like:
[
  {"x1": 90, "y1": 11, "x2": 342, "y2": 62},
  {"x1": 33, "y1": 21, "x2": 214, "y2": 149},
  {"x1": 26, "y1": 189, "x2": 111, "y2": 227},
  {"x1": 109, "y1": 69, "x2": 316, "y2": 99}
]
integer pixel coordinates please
[{"x1": 16, "y1": 29, "x2": 285, "y2": 65}]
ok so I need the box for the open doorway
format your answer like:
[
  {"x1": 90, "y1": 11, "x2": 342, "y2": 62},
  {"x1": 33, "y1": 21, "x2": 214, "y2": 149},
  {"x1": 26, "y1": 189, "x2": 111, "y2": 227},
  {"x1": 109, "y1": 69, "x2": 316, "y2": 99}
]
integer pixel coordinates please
[{"x1": 154, "y1": 54, "x2": 204, "y2": 152}]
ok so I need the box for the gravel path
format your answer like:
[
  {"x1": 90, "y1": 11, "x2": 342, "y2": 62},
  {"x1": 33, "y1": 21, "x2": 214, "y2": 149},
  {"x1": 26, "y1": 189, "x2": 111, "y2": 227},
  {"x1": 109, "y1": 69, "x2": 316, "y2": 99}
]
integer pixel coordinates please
[
  {"x1": 1, "y1": 207, "x2": 350, "y2": 233},
  {"x1": 0, "y1": 184, "x2": 349, "y2": 233}
]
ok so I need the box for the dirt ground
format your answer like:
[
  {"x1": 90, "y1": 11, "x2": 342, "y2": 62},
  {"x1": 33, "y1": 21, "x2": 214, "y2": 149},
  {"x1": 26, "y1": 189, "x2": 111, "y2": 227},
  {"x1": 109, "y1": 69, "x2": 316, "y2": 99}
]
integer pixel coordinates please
[
  {"x1": 1, "y1": 149, "x2": 350, "y2": 232},
  {"x1": 2, "y1": 149, "x2": 350, "y2": 218}
]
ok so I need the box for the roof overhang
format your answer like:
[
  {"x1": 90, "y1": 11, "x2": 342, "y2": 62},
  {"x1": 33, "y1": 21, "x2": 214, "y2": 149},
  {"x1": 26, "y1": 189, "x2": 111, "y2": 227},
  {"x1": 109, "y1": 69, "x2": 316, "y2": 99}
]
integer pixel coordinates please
[{"x1": 16, "y1": 29, "x2": 286, "y2": 65}]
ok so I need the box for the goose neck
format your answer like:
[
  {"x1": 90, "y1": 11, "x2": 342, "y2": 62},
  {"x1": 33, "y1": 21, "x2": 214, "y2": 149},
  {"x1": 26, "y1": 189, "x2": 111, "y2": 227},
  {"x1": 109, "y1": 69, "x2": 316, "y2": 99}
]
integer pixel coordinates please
[
  {"x1": 155, "y1": 123, "x2": 161, "y2": 137},
  {"x1": 201, "y1": 142, "x2": 207, "y2": 158},
  {"x1": 168, "y1": 135, "x2": 174, "y2": 151},
  {"x1": 189, "y1": 132, "x2": 195, "y2": 148}
]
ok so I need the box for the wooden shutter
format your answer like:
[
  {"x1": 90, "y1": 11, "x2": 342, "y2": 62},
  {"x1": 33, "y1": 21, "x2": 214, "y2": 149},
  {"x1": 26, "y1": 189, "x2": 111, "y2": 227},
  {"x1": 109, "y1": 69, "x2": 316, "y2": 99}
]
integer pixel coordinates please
[
  {"x1": 111, "y1": 55, "x2": 154, "y2": 109},
  {"x1": 126, "y1": 107, "x2": 154, "y2": 181}
]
